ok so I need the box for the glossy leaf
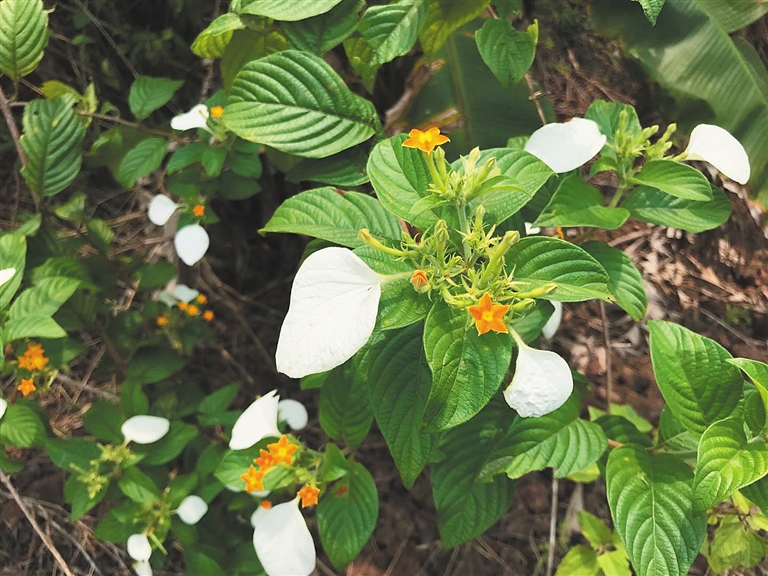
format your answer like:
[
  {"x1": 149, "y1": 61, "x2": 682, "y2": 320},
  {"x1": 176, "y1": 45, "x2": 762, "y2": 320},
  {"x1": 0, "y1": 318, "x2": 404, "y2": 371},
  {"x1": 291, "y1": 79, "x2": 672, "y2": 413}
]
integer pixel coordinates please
[
  {"x1": 0, "y1": 0, "x2": 48, "y2": 81},
  {"x1": 358, "y1": 0, "x2": 427, "y2": 65},
  {"x1": 633, "y1": 0, "x2": 666, "y2": 24},
  {"x1": 319, "y1": 360, "x2": 373, "y2": 447},
  {"x1": 191, "y1": 13, "x2": 244, "y2": 58},
  {"x1": 237, "y1": 0, "x2": 343, "y2": 21},
  {"x1": 630, "y1": 160, "x2": 712, "y2": 201},
  {"x1": 418, "y1": 0, "x2": 490, "y2": 57},
  {"x1": 283, "y1": 0, "x2": 363, "y2": 54},
  {"x1": 475, "y1": 19, "x2": 537, "y2": 87},
  {"x1": 0, "y1": 234, "x2": 26, "y2": 310},
  {"x1": 2, "y1": 315, "x2": 66, "y2": 341},
  {"x1": 582, "y1": 241, "x2": 647, "y2": 321},
  {"x1": 534, "y1": 175, "x2": 630, "y2": 230},
  {"x1": 9, "y1": 276, "x2": 80, "y2": 320},
  {"x1": 0, "y1": 403, "x2": 46, "y2": 447},
  {"x1": 117, "y1": 138, "x2": 168, "y2": 188},
  {"x1": 622, "y1": 184, "x2": 731, "y2": 233},
  {"x1": 220, "y1": 27, "x2": 288, "y2": 89},
  {"x1": 128, "y1": 76, "x2": 183, "y2": 120}
]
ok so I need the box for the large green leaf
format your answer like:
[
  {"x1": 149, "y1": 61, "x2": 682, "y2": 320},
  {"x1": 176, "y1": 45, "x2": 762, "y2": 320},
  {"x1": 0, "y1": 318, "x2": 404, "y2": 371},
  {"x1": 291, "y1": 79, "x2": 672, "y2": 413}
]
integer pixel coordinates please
[
  {"x1": 9, "y1": 276, "x2": 80, "y2": 320},
  {"x1": 191, "y1": 13, "x2": 245, "y2": 58},
  {"x1": 317, "y1": 461, "x2": 378, "y2": 569},
  {"x1": 366, "y1": 323, "x2": 437, "y2": 488},
  {"x1": 418, "y1": 0, "x2": 489, "y2": 57},
  {"x1": 2, "y1": 315, "x2": 66, "y2": 341},
  {"x1": 630, "y1": 160, "x2": 712, "y2": 201},
  {"x1": 0, "y1": 233, "x2": 25, "y2": 310},
  {"x1": 534, "y1": 175, "x2": 630, "y2": 230},
  {"x1": 20, "y1": 98, "x2": 85, "y2": 196},
  {"x1": 606, "y1": 444, "x2": 706, "y2": 576},
  {"x1": 692, "y1": 417, "x2": 768, "y2": 510},
  {"x1": 237, "y1": 0, "x2": 343, "y2": 21},
  {"x1": 0, "y1": 403, "x2": 46, "y2": 447},
  {"x1": 319, "y1": 360, "x2": 373, "y2": 447},
  {"x1": 697, "y1": 1, "x2": 768, "y2": 32},
  {"x1": 260, "y1": 187, "x2": 402, "y2": 248},
  {"x1": 593, "y1": 0, "x2": 768, "y2": 205},
  {"x1": 728, "y1": 358, "x2": 768, "y2": 433},
  {"x1": 585, "y1": 100, "x2": 642, "y2": 159},
  {"x1": 648, "y1": 320, "x2": 742, "y2": 434},
  {"x1": 117, "y1": 137, "x2": 168, "y2": 189},
  {"x1": 283, "y1": 0, "x2": 363, "y2": 54},
  {"x1": 622, "y1": 184, "x2": 731, "y2": 233},
  {"x1": 422, "y1": 300, "x2": 511, "y2": 431},
  {"x1": 741, "y1": 476, "x2": 768, "y2": 515},
  {"x1": 582, "y1": 241, "x2": 647, "y2": 322},
  {"x1": 223, "y1": 50, "x2": 378, "y2": 158},
  {"x1": 475, "y1": 19, "x2": 537, "y2": 87},
  {"x1": 220, "y1": 26, "x2": 288, "y2": 89},
  {"x1": 0, "y1": 0, "x2": 48, "y2": 81},
  {"x1": 358, "y1": 0, "x2": 427, "y2": 65},
  {"x1": 505, "y1": 237, "x2": 613, "y2": 302},
  {"x1": 128, "y1": 76, "x2": 183, "y2": 120}
]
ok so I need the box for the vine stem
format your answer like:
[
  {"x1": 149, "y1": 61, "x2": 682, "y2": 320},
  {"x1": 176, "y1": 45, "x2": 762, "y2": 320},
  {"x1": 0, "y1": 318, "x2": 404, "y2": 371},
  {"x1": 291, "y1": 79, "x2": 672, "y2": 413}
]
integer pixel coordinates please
[
  {"x1": 545, "y1": 475, "x2": 559, "y2": 576},
  {"x1": 600, "y1": 301, "x2": 613, "y2": 413},
  {"x1": 78, "y1": 111, "x2": 187, "y2": 143}
]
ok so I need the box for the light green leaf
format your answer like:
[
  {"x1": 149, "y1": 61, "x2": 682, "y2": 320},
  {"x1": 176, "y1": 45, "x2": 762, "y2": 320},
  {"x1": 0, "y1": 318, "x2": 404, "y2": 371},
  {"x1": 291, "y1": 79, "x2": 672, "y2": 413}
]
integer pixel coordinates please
[
  {"x1": 622, "y1": 184, "x2": 731, "y2": 233},
  {"x1": 0, "y1": 0, "x2": 48, "y2": 81},
  {"x1": 692, "y1": 417, "x2": 768, "y2": 510},
  {"x1": 578, "y1": 510, "x2": 613, "y2": 548},
  {"x1": 128, "y1": 76, "x2": 183, "y2": 120},
  {"x1": 554, "y1": 545, "x2": 600, "y2": 576},
  {"x1": 220, "y1": 27, "x2": 289, "y2": 89},
  {"x1": 741, "y1": 476, "x2": 768, "y2": 515},
  {"x1": 0, "y1": 403, "x2": 46, "y2": 447},
  {"x1": 585, "y1": 100, "x2": 642, "y2": 154},
  {"x1": 729, "y1": 358, "x2": 768, "y2": 433},
  {"x1": 366, "y1": 323, "x2": 437, "y2": 488},
  {"x1": 191, "y1": 13, "x2": 245, "y2": 58},
  {"x1": 0, "y1": 233, "x2": 26, "y2": 310},
  {"x1": 343, "y1": 35, "x2": 380, "y2": 92},
  {"x1": 648, "y1": 320, "x2": 742, "y2": 434},
  {"x1": 223, "y1": 50, "x2": 378, "y2": 158},
  {"x1": 632, "y1": 0, "x2": 666, "y2": 24},
  {"x1": 475, "y1": 19, "x2": 537, "y2": 87},
  {"x1": 708, "y1": 514, "x2": 768, "y2": 573},
  {"x1": 259, "y1": 187, "x2": 402, "y2": 248},
  {"x1": 597, "y1": 548, "x2": 632, "y2": 576},
  {"x1": 505, "y1": 237, "x2": 614, "y2": 302},
  {"x1": 534, "y1": 175, "x2": 630, "y2": 230},
  {"x1": 319, "y1": 360, "x2": 373, "y2": 447},
  {"x1": 606, "y1": 444, "x2": 706, "y2": 576},
  {"x1": 317, "y1": 461, "x2": 378, "y2": 569},
  {"x1": 697, "y1": 1, "x2": 768, "y2": 33},
  {"x1": 284, "y1": 0, "x2": 364, "y2": 54},
  {"x1": 418, "y1": 0, "x2": 490, "y2": 57},
  {"x1": 46, "y1": 438, "x2": 101, "y2": 472},
  {"x1": 2, "y1": 315, "x2": 66, "y2": 341},
  {"x1": 595, "y1": 415, "x2": 653, "y2": 448},
  {"x1": 237, "y1": 0, "x2": 343, "y2": 21},
  {"x1": 422, "y1": 300, "x2": 511, "y2": 431},
  {"x1": 166, "y1": 143, "x2": 205, "y2": 174},
  {"x1": 118, "y1": 467, "x2": 161, "y2": 504},
  {"x1": 20, "y1": 98, "x2": 85, "y2": 196},
  {"x1": 9, "y1": 276, "x2": 80, "y2": 320},
  {"x1": 358, "y1": 0, "x2": 427, "y2": 65},
  {"x1": 630, "y1": 160, "x2": 712, "y2": 201},
  {"x1": 65, "y1": 476, "x2": 107, "y2": 523},
  {"x1": 582, "y1": 241, "x2": 647, "y2": 322},
  {"x1": 117, "y1": 137, "x2": 168, "y2": 188}
]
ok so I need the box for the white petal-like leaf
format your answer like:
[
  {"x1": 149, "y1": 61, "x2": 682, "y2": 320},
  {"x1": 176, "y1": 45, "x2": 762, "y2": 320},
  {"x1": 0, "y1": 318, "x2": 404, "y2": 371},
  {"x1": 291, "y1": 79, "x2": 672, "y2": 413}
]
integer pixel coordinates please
[
  {"x1": 127, "y1": 533, "x2": 152, "y2": 561},
  {"x1": 250, "y1": 505, "x2": 270, "y2": 528},
  {"x1": 275, "y1": 247, "x2": 381, "y2": 378},
  {"x1": 504, "y1": 336, "x2": 573, "y2": 417},
  {"x1": 684, "y1": 123, "x2": 750, "y2": 185},
  {"x1": 524, "y1": 118, "x2": 607, "y2": 173},
  {"x1": 0, "y1": 397, "x2": 7, "y2": 420},
  {"x1": 172, "y1": 284, "x2": 200, "y2": 303},
  {"x1": 229, "y1": 389, "x2": 281, "y2": 450},
  {"x1": 134, "y1": 560, "x2": 153, "y2": 576},
  {"x1": 147, "y1": 195, "x2": 178, "y2": 226},
  {"x1": 174, "y1": 224, "x2": 210, "y2": 266},
  {"x1": 121, "y1": 415, "x2": 170, "y2": 444},
  {"x1": 278, "y1": 399, "x2": 309, "y2": 430},
  {"x1": 541, "y1": 301, "x2": 563, "y2": 339},
  {"x1": 170, "y1": 104, "x2": 210, "y2": 131},
  {"x1": 253, "y1": 498, "x2": 316, "y2": 576},
  {"x1": 0, "y1": 268, "x2": 15, "y2": 287},
  {"x1": 176, "y1": 495, "x2": 208, "y2": 525}
]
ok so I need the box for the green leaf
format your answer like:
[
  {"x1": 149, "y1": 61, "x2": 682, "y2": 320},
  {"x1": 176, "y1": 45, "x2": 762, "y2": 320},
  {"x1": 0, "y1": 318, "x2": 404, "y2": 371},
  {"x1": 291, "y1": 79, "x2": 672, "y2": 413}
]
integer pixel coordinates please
[
  {"x1": 343, "y1": 35, "x2": 380, "y2": 92},
  {"x1": 630, "y1": 160, "x2": 712, "y2": 201},
  {"x1": 120, "y1": 380, "x2": 149, "y2": 417},
  {"x1": 2, "y1": 315, "x2": 66, "y2": 341},
  {"x1": 606, "y1": 444, "x2": 706, "y2": 576},
  {"x1": 198, "y1": 383, "x2": 240, "y2": 415},
  {"x1": 534, "y1": 175, "x2": 630, "y2": 230},
  {"x1": 595, "y1": 415, "x2": 652, "y2": 448},
  {"x1": 223, "y1": 50, "x2": 378, "y2": 157},
  {"x1": 20, "y1": 98, "x2": 85, "y2": 196},
  {"x1": 505, "y1": 237, "x2": 613, "y2": 302},
  {"x1": 582, "y1": 241, "x2": 647, "y2": 321},
  {"x1": 46, "y1": 438, "x2": 101, "y2": 472},
  {"x1": 118, "y1": 467, "x2": 161, "y2": 504},
  {"x1": 648, "y1": 320, "x2": 742, "y2": 434},
  {"x1": 698, "y1": 1, "x2": 768, "y2": 33},
  {"x1": 191, "y1": 13, "x2": 245, "y2": 58},
  {"x1": 585, "y1": 100, "x2": 642, "y2": 160},
  {"x1": 83, "y1": 401, "x2": 124, "y2": 443},
  {"x1": 741, "y1": 476, "x2": 768, "y2": 515},
  {"x1": 126, "y1": 346, "x2": 185, "y2": 384},
  {"x1": 578, "y1": 510, "x2": 613, "y2": 548},
  {"x1": 317, "y1": 461, "x2": 378, "y2": 569},
  {"x1": 0, "y1": 403, "x2": 46, "y2": 447},
  {"x1": 422, "y1": 300, "x2": 511, "y2": 431},
  {"x1": 0, "y1": 233, "x2": 26, "y2": 310},
  {"x1": 366, "y1": 323, "x2": 437, "y2": 488},
  {"x1": 65, "y1": 475, "x2": 107, "y2": 522},
  {"x1": 708, "y1": 515, "x2": 768, "y2": 573},
  {"x1": 0, "y1": 0, "x2": 48, "y2": 81},
  {"x1": 117, "y1": 137, "x2": 168, "y2": 188},
  {"x1": 475, "y1": 19, "x2": 537, "y2": 87},
  {"x1": 319, "y1": 360, "x2": 373, "y2": 447},
  {"x1": 260, "y1": 187, "x2": 402, "y2": 248},
  {"x1": 418, "y1": 0, "x2": 490, "y2": 57},
  {"x1": 133, "y1": 422, "x2": 198, "y2": 466},
  {"x1": 134, "y1": 260, "x2": 176, "y2": 290},
  {"x1": 220, "y1": 27, "x2": 289, "y2": 90},
  {"x1": 9, "y1": 276, "x2": 80, "y2": 320},
  {"x1": 554, "y1": 545, "x2": 600, "y2": 576},
  {"x1": 286, "y1": 146, "x2": 368, "y2": 186},
  {"x1": 632, "y1": 0, "x2": 666, "y2": 24},
  {"x1": 728, "y1": 358, "x2": 768, "y2": 429},
  {"x1": 622, "y1": 184, "x2": 731, "y2": 233},
  {"x1": 237, "y1": 0, "x2": 343, "y2": 21},
  {"x1": 358, "y1": 0, "x2": 427, "y2": 65},
  {"x1": 283, "y1": 0, "x2": 363, "y2": 54},
  {"x1": 318, "y1": 442, "x2": 349, "y2": 483},
  {"x1": 692, "y1": 417, "x2": 768, "y2": 509},
  {"x1": 128, "y1": 76, "x2": 183, "y2": 120}
]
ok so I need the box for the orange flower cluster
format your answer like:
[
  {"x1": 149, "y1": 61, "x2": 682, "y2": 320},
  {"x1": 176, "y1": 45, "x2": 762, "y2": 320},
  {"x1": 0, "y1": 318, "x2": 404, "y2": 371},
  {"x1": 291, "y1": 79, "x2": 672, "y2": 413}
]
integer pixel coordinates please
[
  {"x1": 17, "y1": 343, "x2": 49, "y2": 371},
  {"x1": 241, "y1": 435, "x2": 298, "y2": 494},
  {"x1": 173, "y1": 294, "x2": 214, "y2": 322}
]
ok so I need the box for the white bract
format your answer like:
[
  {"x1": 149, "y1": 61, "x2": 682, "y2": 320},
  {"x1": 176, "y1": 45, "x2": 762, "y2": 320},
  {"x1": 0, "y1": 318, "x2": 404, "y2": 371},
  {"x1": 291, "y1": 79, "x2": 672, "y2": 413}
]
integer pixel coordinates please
[
  {"x1": 127, "y1": 534, "x2": 152, "y2": 561},
  {"x1": 0, "y1": 397, "x2": 7, "y2": 420},
  {"x1": 541, "y1": 301, "x2": 563, "y2": 340},
  {"x1": 170, "y1": 104, "x2": 210, "y2": 132},
  {"x1": 684, "y1": 124, "x2": 750, "y2": 185},
  {"x1": 524, "y1": 222, "x2": 541, "y2": 236},
  {"x1": 504, "y1": 332, "x2": 573, "y2": 417},
  {"x1": 229, "y1": 389, "x2": 281, "y2": 450},
  {"x1": 250, "y1": 504, "x2": 270, "y2": 528},
  {"x1": 176, "y1": 495, "x2": 208, "y2": 525},
  {"x1": 252, "y1": 497, "x2": 315, "y2": 576},
  {"x1": 147, "y1": 195, "x2": 179, "y2": 226},
  {"x1": 134, "y1": 561, "x2": 152, "y2": 576},
  {"x1": 278, "y1": 399, "x2": 308, "y2": 430},
  {"x1": 275, "y1": 247, "x2": 381, "y2": 378},
  {"x1": 525, "y1": 118, "x2": 607, "y2": 173},
  {"x1": 0, "y1": 267, "x2": 15, "y2": 287},
  {"x1": 174, "y1": 224, "x2": 210, "y2": 266},
  {"x1": 121, "y1": 415, "x2": 170, "y2": 444},
  {"x1": 156, "y1": 283, "x2": 200, "y2": 307}
]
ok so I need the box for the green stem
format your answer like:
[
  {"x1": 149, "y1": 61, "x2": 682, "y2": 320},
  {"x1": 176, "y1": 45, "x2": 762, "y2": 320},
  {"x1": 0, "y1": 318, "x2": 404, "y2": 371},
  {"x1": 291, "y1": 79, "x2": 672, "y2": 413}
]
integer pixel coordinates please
[{"x1": 425, "y1": 151, "x2": 445, "y2": 192}]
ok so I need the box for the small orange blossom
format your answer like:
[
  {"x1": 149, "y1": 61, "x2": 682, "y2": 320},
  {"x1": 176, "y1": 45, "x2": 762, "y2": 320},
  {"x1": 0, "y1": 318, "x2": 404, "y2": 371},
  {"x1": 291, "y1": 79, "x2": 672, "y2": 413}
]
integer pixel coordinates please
[
  {"x1": 193, "y1": 204, "x2": 205, "y2": 217},
  {"x1": 402, "y1": 127, "x2": 450, "y2": 153},
  {"x1": 17, "y1": 378, "x2": 36, "y2": 396},
  {"x1": 267, "y1": 435, "x2": 298, "y2": 466},
  {"x1": 202, "y1": 310, "x2": 214, "y2": 322},
  {"x1": 467, "y1": 293, "x2": 509, "y2": 335},
  {"x1": 209, "y1": 105, "x2": 224, "y2": 119},
  {"x1": 297, "y1": 484, "x2": 320, "y2": 508},
  {"x1": 241, "y1": 465, "x2": 265, "y2": 494}
]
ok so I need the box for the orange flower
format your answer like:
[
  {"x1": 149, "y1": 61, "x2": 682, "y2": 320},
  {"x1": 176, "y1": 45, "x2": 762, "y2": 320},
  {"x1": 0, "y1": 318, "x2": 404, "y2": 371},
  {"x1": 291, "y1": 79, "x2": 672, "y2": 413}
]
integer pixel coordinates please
[
  {"x1": 186, "y1": 304, "x2": 200, "y2": 316},
  {"x1": 209, "y1": 105, "x2": 224, "y2": 119},
  {"x1": 467, "y1": 293, "x2": 509, "y2": 335},
  {"x1": 410, "y1": 270, "x2": 429, "y2": 292},
  {"x1": 17, "y1": 378, "x2": 36, "y2": 396},
  {"x1": 260, "y1": 499, "x2": 272, "y2": 510},
  {"x1": 202, "y1": 310, "x2": 214, "y2": 322},
  {"x1": 177, "y1": 301, "x2": 188, "y2": 311},
  {"x1": 17, "y1": 343, "x2": 49, "y2": 371},
  {"x1": 196, "y1": 294, "x2": 208, "y2": 305},
  {"x1": 241, "y1": 465, "x2": 265, "y2": 494},
  {"x1": 254, "y1": 449, "x2": 274, "y2": 471},
  {"x1": 193, "y1": 204, "x2": 205, "y2": 217},
  {"x1": 297, "y1": 484, "x2": 320, "y2": 508},
  {"x1": 267, "y1": 435, "x2": 298, "y2": 466},
  {"x1": 156, "y1": 315, "x2": 169, "y2": 327},
  {"x1": 402, "y1": 127, "x2": 450, "y2": 153}
]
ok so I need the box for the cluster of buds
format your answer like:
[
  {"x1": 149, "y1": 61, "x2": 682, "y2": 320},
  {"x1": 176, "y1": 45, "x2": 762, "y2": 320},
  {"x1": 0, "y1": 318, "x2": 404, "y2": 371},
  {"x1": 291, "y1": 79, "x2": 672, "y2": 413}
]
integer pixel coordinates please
[{"x1": 14, "y1": 342, "x2": 51, "y2": 396}]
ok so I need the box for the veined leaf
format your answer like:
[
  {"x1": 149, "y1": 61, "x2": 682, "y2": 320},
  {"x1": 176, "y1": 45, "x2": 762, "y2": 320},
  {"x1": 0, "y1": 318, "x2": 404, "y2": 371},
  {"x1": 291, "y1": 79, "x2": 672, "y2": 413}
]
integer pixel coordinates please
[
  {"x1": 475, "y1": 19, "x2": 537, "y2": 87},
  {"x1": 0, "y1": 0, "x2": 48, "y2": 81},
  {"x1": 630, "y1": 160, "x2": 712, "y2": 201},
  {"x1": 191, "y1": 13, "x2": 245, "y2": 58},
  {"x1": 9, "y1": 276, "x2": 80, "y2": 320},
  {"x1": 585, "y1": 100, "x2": 642, "y2": 159},
  {"x1": 534, "y1": 175, "x2": 630, "y2": 230},
  {"x1": 697, "y1": 1, "x2": 768, "y2": 33},
  {"x1": 2, "y1": 315, "x2": 66, "y2": 341},
  {"x1": 20, "y1": 98, "x2": 85, "y2": 196},
  {"x1": 237, "y1": 0, "x2": 343, "y2": 21},
  {"x1": 622, "y1": 184, "x2": 731, "y2": 233},
  {"x1": 128, "y1": 76, "x2": 183, "y2": 120},
  {"x1": 418, "y1": 0, "x2": 489, "y2": 57},
  {"x1": 505, "y1": 237, "x2": 614, "y2": 302},
  {"x1": 649, "y1": 320, "x2": 742, "y2": 434},
  {"x1": 0, "y1": 233, "x2": 26, "y2": 310},
  {"x1": 0, "y1": 403, "x2": 46, "y2": 447},
  {"x1": 286, "y1": 146, "x2": 369, "y2": 187},
  {"x1": 741, "y1": 476, "x2": 768, "y2": 515},
  {"x1": 554, "y1": 546, "x2": 600, "y2": 576},
  {"x1": 582, "y1": 241, "x2": 647, "y2": 322},
  {"x1": 223, "y1": 50, "x2": 378, "y2": 158},
  {"x1": 319, "y1": 360, "x2": 373, "y2": 447},
  {"x1": 606, "y1": 444, "x2": 706, "y2": 576},
  {"x1": 632, "y1": 0, "x2": 666, "y2": 24},
  {"x1": 220, "y1": 26, "x2": 288, "y2": 89},
  {"x1": 358, "y1": 0, "x2": 427, "y2": 65},
  {"x1": 116, "y1": 138, "x2": 168, "y2": 188},
  {"x1": 260, "y1": 187, "x2": 402, "y2": 248},
  {"x1": 283, "y1": 0, "x2": 363, "y2": 54}
]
